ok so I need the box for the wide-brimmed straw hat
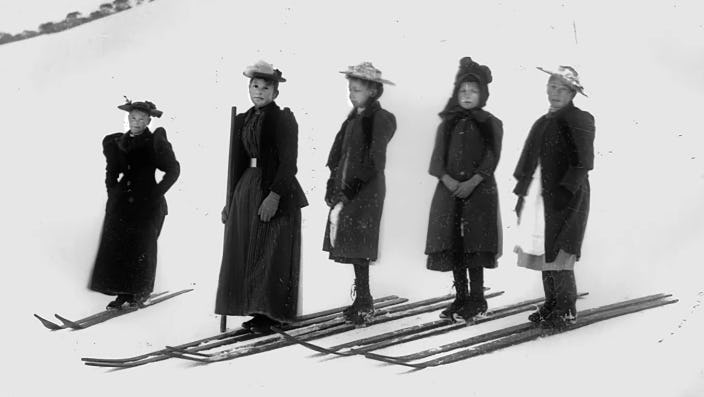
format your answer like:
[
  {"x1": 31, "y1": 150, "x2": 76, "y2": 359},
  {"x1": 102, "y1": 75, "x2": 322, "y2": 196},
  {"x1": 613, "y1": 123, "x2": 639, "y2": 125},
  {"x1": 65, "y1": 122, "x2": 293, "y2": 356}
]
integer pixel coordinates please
[
  {"x1": 243, "y1": 60, "x2": 286, "y2": 83},
  {"x1": 537, "y1": 65, "x2": 587, "y2": 97},
  {"x1": 339, "y1": 62, "x2": 395, "y2": 86},
  {"x1": 117, "y1": 98, "x2": 163, "y2": 117}
]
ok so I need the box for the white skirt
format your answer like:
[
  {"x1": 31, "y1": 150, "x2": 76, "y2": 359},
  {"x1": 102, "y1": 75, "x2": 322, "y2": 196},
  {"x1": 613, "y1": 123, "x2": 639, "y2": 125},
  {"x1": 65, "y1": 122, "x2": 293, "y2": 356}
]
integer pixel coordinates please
[
  {"x1": 515, "y1": 166, "x2": 546, "y2": 255},
  {"x1": 514, "y1": 165, "x2": 576, "y2": 271}
]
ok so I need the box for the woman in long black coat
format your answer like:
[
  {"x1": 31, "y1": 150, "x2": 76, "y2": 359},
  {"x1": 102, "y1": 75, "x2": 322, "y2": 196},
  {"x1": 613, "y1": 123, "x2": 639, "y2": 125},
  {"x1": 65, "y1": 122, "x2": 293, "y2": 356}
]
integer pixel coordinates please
[
  {"x1": 215, "y1": 61, "x2": 308, "y2": 333},
  {"x1": 513, "y1": 66, "x2": 595, "y2": 329},
  {"x1": 323, "y1": 62, "x2": 396, "y2": 325},
  {"x1": 90, "y1": 100, "x2": 180, "y2": 309},
  {"x1": 425, "y1": 57, "x2": 503, "y2": 321}
]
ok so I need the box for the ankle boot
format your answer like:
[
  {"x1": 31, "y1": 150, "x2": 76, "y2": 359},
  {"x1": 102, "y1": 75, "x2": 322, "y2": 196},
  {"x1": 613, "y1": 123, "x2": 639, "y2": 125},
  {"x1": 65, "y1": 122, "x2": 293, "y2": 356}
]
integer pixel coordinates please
[
  {"x1": 344, "y1": 264, "x2": 374, "y2": 324},
  {"x1": 453, "y1": 267, "x2": 487, "y2": 321},
  {"x1": 542, "y1": 270, "x2": 578, "y2": 329},
  {"x1": 529, "y1": 271, "x2": 557, "y2": 323},
  {"x1": 440, "y1": 268, "x2": 469, "y2": 319},
  {"x1": 106, "y1": 294, "x2": 130, "y2": 310}
]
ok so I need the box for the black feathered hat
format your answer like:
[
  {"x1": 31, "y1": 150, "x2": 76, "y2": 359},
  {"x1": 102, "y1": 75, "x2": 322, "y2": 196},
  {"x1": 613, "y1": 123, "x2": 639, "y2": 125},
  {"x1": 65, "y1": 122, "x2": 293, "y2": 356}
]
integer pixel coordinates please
[{"x1": 117, "y1": 97, "x2": 163, "y2": 118}]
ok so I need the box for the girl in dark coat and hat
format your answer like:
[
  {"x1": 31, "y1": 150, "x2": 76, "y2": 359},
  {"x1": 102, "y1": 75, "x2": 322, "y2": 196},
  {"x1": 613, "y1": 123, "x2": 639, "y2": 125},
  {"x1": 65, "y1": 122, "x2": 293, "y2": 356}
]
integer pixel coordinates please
[
  {"x1": 323, "y1": 62, "x2": 397, "y2": 326},
  {"x1": 90, "y1": 99, "x2": 180, "y2": 309},
  {"x1": 215, "y1": 61, "x2": 308, "y2": 333},
  {"x1": 513, "y1": 65, "x2": 595, "y2": 329},
  {"x1": 425, "y1": 57, "x2": 504, "y2": 321}
]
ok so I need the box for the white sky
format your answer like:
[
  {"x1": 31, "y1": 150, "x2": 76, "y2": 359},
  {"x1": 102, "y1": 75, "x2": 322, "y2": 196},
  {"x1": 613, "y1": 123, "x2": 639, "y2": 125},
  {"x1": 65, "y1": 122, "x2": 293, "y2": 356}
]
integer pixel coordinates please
[{"x1": 0, "y1": 0, "x2": 106, "y2": 33}]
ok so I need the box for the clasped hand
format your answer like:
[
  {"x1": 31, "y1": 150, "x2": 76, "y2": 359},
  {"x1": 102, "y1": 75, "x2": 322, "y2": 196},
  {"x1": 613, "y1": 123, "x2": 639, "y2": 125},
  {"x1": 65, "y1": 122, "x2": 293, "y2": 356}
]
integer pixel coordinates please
[{"x1": 441, "y1": 174, "x2": 482, "y2": 199}]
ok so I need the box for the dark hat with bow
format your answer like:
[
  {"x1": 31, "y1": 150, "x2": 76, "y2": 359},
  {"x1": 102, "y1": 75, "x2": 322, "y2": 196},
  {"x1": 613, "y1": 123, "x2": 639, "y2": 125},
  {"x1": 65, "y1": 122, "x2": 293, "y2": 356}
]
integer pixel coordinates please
[
  {"x1": 440, "y1": 56, "x2": 493, "y2": 112},
  {"x1": 117, "y1": 97, "x2": 163, "y2": 118},
  {"x1": 454, "y1": 57, "x2": 492, "y2": 86}
]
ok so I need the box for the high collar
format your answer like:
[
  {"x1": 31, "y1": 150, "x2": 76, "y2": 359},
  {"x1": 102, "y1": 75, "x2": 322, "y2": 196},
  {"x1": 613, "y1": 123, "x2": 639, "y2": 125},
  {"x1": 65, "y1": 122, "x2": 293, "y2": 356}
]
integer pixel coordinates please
[
  {"x1": 348, "y1": 100, "x2": 381, "y2": 120},
  {"x1": 117, "y1": 128, "x2": 151, "y2": 152},
  {"x1": 545, "y1": 101, "x2": 575, "y2": 119},
  {"x1": 127, "y1": 127, "x2": 151, "y2": 138},
  {"x1": 250, "y1": 101, "x2": 279, "y2": 114},
  {"x1": 440, "y1": 105, "x2": 490, "y2": 123}
]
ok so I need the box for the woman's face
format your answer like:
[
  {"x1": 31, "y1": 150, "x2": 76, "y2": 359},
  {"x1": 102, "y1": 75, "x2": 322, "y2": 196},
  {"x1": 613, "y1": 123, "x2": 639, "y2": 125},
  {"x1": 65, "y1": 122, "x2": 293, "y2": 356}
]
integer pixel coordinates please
[
  {"x1": 457, "y1": 81, "x2": 481, "y2": 110},
  {"x1": 128, "y1": 110, "x2": 151, "y2": 134},
  {"x1": 348, "y1": 79, "x2": 375, "y2": 109},
  {"x1": 249, "y1": 78, "x2": 277, "y2": 108},
  {"x1": 546, "y1": 76, "x2": 576, "y2": 110}
]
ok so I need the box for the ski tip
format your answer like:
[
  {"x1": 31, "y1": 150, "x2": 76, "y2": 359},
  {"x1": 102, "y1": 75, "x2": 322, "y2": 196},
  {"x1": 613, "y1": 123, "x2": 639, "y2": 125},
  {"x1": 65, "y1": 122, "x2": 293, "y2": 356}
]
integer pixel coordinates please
[
  {"x1": 54, "y1": 314, "x2": 84, "y2": 329},
  {"x1": 169, "y1": 288, "x2": 194, "y2": 295},
  {"x1": 34, "y1": 314, "x2": 63, "y2": 330},
  {"x1": 84, "y1": 361, "x2": 126, "y2": 368}
]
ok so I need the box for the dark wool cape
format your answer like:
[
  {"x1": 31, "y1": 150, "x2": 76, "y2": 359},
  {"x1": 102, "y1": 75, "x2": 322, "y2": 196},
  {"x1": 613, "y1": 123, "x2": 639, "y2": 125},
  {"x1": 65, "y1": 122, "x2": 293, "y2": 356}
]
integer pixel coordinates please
[
  {"x1": 424, "y1": 109, "x2": 503, "y2": 267},
  {"x1": 323, "y1": 101, "x2": 396, "y2": 262},
  {"x1": 513, "y1": 102, "x2": 595, "y2": 263}
]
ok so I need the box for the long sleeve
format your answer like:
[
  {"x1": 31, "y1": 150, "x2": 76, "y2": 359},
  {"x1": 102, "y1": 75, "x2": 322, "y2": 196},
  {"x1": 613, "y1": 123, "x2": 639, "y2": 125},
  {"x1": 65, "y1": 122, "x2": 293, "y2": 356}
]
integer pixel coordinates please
[
  {"x1": 560, "y1": 111, "x2": 595, "y2": 194},
  {"x1": 512, "y1": 118, "x2": 543, "y2": 196},
  {"x1": 325, "y1": 122, "x2": 346, "y2": 203},
  {"x1": 102, "y1": 133, "x2": 120, "y2": 191},
  {"x1": 428, "y1": 122, "x2": 448, "y2": 178},
  {"x1": 341, "y1": 110, "x2": 396, "y2": 199},
  {"x1": 269, "y1": 108, "x2": 299, "y2": 196},
  {"x1": 475, "y1": 117, "x2": 503, "y2": 179},
  {"x1": 152, "y1": 127, "x2": 180, "y2": 196},
  {"x1": 364, "y1": 110, "x2": 396, "y2": 180}
]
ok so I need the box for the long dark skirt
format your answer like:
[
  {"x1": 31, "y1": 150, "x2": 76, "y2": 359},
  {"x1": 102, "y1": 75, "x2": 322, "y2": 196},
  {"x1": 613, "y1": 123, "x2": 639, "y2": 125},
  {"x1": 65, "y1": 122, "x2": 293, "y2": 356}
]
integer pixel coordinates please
[
  {"x1": 90, "y1": 204, "x2": 165, "y2": 296},
  {"x1": 215, "y1": 168, "x2": 301, "y2": 322},
  {"x1": 427, "y1": 204, "x2": 499, "y2": 272}
]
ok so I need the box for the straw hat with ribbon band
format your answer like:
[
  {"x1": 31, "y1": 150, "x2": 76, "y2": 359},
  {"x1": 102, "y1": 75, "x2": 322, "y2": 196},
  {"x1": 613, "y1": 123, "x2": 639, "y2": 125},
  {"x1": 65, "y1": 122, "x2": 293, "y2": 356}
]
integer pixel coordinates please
[
  {"x1": 537, "y1": 65, "x2": 587, "y2": 97},
  {"x1": 118, "y1": 98, "x2": 163, "y2": 118},
  {"x1": 339, "y1": 62, "x2": 395, "y2": 86},
  {"x1": 243, "y1": 60, "x2": 287, "y2": 83}
]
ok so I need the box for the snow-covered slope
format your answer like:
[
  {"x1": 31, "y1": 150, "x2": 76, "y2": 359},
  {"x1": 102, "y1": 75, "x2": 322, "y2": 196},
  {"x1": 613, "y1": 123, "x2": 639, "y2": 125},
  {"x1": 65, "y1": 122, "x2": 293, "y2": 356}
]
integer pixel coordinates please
[{"x1": 2, "y1": 1, "x2": 703, "y2": 396}]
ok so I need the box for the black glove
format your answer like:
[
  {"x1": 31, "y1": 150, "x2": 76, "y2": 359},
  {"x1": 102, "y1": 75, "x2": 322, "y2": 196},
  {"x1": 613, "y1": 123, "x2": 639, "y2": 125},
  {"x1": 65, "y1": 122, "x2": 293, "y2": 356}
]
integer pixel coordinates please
[
  {"x1": 325, "y1": 179, "x2": 336, "y2": 207},
  {"x1": 221, "y1": 205, "x2": 229, "y2": 224},
  {"x1": 515, "y1": 196, "x2": 525, "y2": 218}
]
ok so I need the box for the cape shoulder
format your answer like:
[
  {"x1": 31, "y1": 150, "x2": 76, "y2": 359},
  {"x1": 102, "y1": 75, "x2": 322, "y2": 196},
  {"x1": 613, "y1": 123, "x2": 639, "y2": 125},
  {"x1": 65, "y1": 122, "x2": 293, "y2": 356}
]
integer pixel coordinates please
[{"x1": 560, "y1": 106, "x2": 595, "y2": 133}]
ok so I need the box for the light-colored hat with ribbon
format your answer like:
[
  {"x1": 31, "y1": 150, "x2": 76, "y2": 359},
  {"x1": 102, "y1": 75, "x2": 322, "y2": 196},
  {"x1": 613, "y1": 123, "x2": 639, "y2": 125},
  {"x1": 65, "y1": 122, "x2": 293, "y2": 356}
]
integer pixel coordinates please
[
  {"x1": 339, "y1": 62, "x2": 395, "y2": 86},
  {"x1": 243, "y1": 60, "x2": 286, "y2": 83},
  {"x1": 537, "y1": 65, "x2": 587, "y2": 97}
]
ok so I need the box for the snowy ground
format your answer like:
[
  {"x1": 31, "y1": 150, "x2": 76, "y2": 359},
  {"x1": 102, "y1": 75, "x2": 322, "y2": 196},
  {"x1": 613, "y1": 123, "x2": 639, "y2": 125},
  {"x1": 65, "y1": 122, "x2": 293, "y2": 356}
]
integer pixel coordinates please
[{"x1": 2, "y1": 1, "x2": 703, "y2": 396}]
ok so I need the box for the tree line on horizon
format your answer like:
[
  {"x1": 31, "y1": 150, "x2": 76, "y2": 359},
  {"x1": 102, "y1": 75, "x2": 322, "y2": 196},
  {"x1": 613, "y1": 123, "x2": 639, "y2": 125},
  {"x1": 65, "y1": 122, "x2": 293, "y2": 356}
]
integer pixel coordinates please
[{"x1": 0, "y1": 0, "x2": 155, "y2": 46}]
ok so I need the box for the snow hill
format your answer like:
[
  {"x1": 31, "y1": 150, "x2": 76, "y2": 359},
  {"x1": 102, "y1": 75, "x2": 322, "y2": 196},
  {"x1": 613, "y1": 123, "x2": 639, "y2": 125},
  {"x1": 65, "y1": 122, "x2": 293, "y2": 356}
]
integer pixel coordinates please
[{"x1": 2, "y1": 0, "x2": 703, "y2": 396}]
